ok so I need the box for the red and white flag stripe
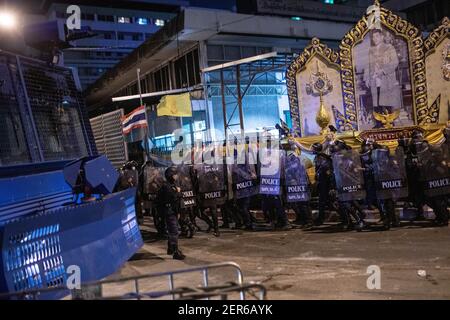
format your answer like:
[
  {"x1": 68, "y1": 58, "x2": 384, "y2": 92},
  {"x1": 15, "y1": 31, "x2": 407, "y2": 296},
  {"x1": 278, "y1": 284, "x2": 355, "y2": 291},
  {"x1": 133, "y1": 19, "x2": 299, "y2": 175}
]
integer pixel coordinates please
[{"x1": 121, "y1": 106, "x2": 147, "y2": 134}]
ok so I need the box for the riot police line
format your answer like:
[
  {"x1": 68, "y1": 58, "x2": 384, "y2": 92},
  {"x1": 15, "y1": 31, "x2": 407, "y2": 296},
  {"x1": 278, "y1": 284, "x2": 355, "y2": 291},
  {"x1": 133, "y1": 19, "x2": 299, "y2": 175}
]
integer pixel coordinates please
[{"x1": 115, "y1": 126, "x2": 450, "y2": 260}]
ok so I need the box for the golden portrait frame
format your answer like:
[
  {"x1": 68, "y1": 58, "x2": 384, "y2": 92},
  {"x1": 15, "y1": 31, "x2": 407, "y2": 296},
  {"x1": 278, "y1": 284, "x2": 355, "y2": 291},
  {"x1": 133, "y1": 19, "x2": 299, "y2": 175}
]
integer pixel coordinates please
[
  {"x1": 423, "y1": 17, "x2": 449, "y2": 124},
  {"x1": 286, "y1": 38, "x2": 340, "y2": 137},
  {"x1": 339, "y1": 5, "x2": 428, "y2": 129}
]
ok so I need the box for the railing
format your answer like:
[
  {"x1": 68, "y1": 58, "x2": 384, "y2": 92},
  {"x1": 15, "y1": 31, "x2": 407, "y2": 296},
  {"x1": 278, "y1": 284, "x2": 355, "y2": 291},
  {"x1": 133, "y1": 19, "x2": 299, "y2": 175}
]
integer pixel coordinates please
[{"x1": 0, "y1": 262, "x2": 267, "y2": 300}]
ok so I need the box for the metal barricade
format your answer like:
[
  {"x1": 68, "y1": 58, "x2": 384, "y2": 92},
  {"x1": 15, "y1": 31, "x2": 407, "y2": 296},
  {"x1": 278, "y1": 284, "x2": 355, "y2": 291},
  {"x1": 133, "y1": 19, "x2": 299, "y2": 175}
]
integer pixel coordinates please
[{"x1": 0, "y1": 262, "x2": 267, "y2": 300}]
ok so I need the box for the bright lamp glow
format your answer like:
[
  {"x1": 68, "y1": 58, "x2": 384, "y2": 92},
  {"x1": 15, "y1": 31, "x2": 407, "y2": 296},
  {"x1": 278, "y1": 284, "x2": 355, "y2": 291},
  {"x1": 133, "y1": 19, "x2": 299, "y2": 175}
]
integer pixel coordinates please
[{"x1": 0, "y1": 11, "x2": 17, "y2": 30}]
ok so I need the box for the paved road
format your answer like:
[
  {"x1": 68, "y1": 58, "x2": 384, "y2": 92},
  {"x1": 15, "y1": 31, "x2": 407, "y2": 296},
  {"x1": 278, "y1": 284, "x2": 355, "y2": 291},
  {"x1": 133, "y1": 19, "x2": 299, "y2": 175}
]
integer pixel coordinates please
[{"x1": 109, "y1": 219, "x2": 450, "y2": 300}]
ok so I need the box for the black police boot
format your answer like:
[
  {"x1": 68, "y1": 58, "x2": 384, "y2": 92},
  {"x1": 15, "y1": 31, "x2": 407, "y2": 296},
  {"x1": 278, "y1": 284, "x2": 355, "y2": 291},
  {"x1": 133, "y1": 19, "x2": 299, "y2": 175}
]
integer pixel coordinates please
[
  {"x1": 186, "y1": 225, "x2": 195, "y2": 239},
  {"x1": 205, "y1": 223, "x2": 214, "y2": 233},
  {"x1": 339, "y1": 220, "x2": 353, "y2": 231},
  {"x1": 383, "y1": 220, "x2": 391, "y2": 230},
  {"x1": 435, "y1": 219, "x2": 448, "y2": 227},
  {"x1": 389, "y1": 212, "x2": 400, "y2": 228},
  {"x1": 278, "y1": 223, "x2": 292, "y2": 231},
  {"x1": 167, "y1": 244, "x2": 175, "y2": 255},
  {"x1": 173, "y1": 247, "x2": 186, "y2": 260},
  {"x1": 355, "y1": 220, "x2": 365, "y2": 232},
  {"x1": 379, "y1": 212, "x2": 390, "y2": 230},
  {"x1": 158, "y1": 231, "x2": 168, "y2": 240},
  {"x1": 211, "y1": 214, "x2": 220, "y2": 237},
  {"x1": 313, "y1": 218, "x2": 324, "y2": 226},
  {"x1": 435, "y1": 211, "x2": 449, "y2": 226}
]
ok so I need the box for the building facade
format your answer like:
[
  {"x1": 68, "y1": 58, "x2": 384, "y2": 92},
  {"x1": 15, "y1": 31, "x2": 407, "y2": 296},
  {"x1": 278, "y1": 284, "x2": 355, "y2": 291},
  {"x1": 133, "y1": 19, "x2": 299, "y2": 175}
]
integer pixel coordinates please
[
  {"x1": 43, "y1": 0, "x2": 187, "y2": 90},
  {"x1": 85, "y1": 1, "x2": 448, "y2": 151},
  {"x1": 86, "y1": 6, "x2": 357, "y2": 148}
]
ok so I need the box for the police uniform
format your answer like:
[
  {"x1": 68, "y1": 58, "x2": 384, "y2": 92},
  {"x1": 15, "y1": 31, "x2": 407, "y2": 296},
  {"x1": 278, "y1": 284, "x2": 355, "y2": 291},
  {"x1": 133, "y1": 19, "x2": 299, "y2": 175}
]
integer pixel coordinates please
[
  {"x1": 313, "y1": 143, "x2": 335, "y2": 225},
  {"x1": 360, "y1": 141, "x2": 397, "y2": 229},
  {"x1": 329, "y1": 141, "x2": 365, "y2": 231},
  {"x1": 157, "y1": 167, "x2": 186, "y2": 260},
  {"x1": 283, "y1": 141, "x2": 312, "y2": 227}
]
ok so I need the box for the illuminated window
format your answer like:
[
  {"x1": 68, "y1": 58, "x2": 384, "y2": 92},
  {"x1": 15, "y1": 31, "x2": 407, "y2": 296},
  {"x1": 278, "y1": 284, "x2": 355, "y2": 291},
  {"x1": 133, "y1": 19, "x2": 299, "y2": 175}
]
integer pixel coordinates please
[
  {"x1": 155, "y1": 19, "x2": 165, "y2": 27},
  {"x1": 137, "y1": 18, "x2": 148, "y2": 25},
  {"x1": 118, "y1": 16, "x2": 131, "y2": 24}
]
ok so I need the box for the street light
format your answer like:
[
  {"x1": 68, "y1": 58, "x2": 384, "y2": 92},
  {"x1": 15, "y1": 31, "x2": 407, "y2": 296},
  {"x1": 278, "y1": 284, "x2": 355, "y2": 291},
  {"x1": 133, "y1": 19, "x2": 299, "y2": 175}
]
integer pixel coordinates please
[{"x1": 0, "y1": 11, "x2": 17, "y2": 30}]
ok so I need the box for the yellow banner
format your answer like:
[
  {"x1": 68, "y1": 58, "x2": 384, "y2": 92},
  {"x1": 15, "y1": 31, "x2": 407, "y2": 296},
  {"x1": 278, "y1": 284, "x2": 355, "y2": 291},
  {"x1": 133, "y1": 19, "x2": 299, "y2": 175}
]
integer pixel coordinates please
[{"x1": 156, "y1": 92, "x2": 192, "y2": 117}]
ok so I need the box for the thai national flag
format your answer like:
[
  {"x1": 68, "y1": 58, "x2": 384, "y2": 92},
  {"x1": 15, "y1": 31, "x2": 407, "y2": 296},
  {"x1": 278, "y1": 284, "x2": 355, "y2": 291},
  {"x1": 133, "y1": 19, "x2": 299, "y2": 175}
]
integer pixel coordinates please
[{"x1": 122, "y1": 106, "x2": 147, "y2": 135}]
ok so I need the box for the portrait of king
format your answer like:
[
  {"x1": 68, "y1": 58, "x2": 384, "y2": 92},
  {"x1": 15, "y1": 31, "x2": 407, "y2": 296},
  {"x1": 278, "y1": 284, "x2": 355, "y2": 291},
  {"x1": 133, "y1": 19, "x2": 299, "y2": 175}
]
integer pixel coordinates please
[{"x1": 353, "y1": 27, "x2": 415, "y2": 131}]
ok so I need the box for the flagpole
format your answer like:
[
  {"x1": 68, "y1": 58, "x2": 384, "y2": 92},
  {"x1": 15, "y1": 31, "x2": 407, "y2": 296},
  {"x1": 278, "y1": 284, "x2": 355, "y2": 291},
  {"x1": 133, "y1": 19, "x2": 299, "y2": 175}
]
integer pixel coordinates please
[{"x1": 137, "y1": 68, "x2": 150, "y2": 161}]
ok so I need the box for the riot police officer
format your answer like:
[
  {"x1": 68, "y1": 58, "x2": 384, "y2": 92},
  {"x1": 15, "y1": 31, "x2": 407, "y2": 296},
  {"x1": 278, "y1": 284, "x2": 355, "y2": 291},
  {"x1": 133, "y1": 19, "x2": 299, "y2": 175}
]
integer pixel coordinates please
[
  {"x1": 231, "y1": 137, "x2": 258, "y2": 230},
  {"x1": 360, "y1": 139, "x2": 400, "y2": 229},
  {"x1": 360, "y1": 140, "x2": 378, "y2": 209},
  {"x1": 193, "y1": 157, "x2": 223, "y2": 237},
  {"x1": 412, "y1": 138, "x2": 449, "y2": 226},
  {"x1": 284, "y1": 139, "x2": 313, "y2": 228},
  {"x1": 157, "y1": 166, "x2": 186, "y2": 260},
  {"x1": 312, "y1": 142, "x2": 335, "y2": 226},
  {"x1": 141, "y1": 162, "x2": 167, "y2": 238},
  {"x1": 177, "y1": 165, "x2": 196, "y2": 239},
  {"x1": 190, "y1": 147, "x2": 218, "y2": 233},
  {"x1": 405, "y1": 130, "x2": 426, "y2": 220},
  {"x1": 117, "y1": 161, "x2": 142, "y2": 223},
  {"x1": 259, "y1": 136, "x2": 290, "y2": 230},
  {"x1": 330, "y1": 140, "x2": 366, "y2": 231}
]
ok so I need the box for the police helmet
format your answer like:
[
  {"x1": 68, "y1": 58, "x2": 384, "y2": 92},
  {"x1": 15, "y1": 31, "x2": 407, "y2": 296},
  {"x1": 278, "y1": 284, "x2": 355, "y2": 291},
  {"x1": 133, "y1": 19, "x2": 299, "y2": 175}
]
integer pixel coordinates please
[
  {"x1": 312, "y1": 143, "x2": 323, "y2": 153},
  {"x1": 444, "y1": 127, "x2": 450, "y2": 141},
  {"x1": 165, "y1": 166, "x2": 178, "y2": 182},
  {"x1": 411, "y1": 129, "x2": 423, "y2": 140}
]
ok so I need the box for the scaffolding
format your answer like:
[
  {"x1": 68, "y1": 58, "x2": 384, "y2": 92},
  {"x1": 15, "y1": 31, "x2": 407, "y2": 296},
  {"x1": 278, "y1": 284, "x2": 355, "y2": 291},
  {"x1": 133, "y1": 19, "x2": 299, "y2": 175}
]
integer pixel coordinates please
[{"x1": 202, "y1": 52, "x2": 294, "y2": 141}]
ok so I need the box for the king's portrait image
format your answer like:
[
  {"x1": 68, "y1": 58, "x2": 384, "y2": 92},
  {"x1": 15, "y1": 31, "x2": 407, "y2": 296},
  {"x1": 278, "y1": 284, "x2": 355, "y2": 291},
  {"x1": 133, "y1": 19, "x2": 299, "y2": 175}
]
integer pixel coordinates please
[{"x1": 353, "y1": 28, "x2": 415, "y2": 130}]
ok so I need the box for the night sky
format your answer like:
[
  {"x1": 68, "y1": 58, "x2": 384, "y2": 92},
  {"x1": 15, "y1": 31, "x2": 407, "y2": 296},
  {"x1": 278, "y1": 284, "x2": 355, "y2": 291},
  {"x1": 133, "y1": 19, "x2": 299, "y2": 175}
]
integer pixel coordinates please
[
  {"x1": 8, "y1": 0, "x2": 238, "y2": 13},
  {"x1": 189, "y1": 0, "x2": 236, "y2": 10}
]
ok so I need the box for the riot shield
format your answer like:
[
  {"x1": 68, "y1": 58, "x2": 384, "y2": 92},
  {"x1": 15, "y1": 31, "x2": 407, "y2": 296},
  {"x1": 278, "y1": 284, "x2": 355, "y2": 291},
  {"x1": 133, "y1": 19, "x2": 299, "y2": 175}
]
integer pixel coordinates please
[
  {"x1": 232, "y1": 163, "x2": 258, "y2": 200},
  {"x1": 195, "y1": 163, "x2": 226, "y2": 206},
  {"x1": 332, "y1": 150, "x2": 366, "y2": 202},
  {"x1": 443, "y1": 139, "x2": 450, "y2": 167},
  {"x1": 142, "y1": 166, "x2": 166, "y2": 199},
  {"x1": 284, "y1": 152, "x2": 311, "y2": 202},
  {"x1": 177, "y1": 165, "x2": 196, "y2": 208},
  {"x1": 372, "y1": 148, "x2": 408, "y2": 200},
  {"x1": 118, "y1": 168, "x2": 139, "y2": 190},
  {"x1": 417, "y1": 145, "x2": 450, "y2": 198},
  {"x1": 259, "y1": 148, "x2": 281, "y2": 196}
]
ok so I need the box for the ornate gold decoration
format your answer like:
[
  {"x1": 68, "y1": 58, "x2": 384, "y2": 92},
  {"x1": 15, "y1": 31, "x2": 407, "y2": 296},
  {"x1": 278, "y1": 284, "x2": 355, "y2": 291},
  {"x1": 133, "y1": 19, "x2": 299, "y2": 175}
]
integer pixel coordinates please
[
  {"x1": 306, "y1": 61, "x2": 333, "y2": 134},
  {"x1": 373, "y1": 110, "x2": 400, "y2": 129},
  {"x1": 339, "y1": 4, "x2": 427, "y2": 128},
  {"x1": 286, "y1": 38, "x2": 340, "y2": 137},
  {"x1": 292, "y1": 125, "x2": 444, "y2": 153},
  {"x1": 443, "y1": 44, "x2": 450, "y2": 81},
  {"x1": 316, "y1": 102, "x2": 331, "y2": 135},
  {"x1": 423, "y1": 17, "x2": 449, "y2": 123},
  {"x1": 424, "y1": 17, "x2": 449, "y2": 55},
  {"x1": 366, "y1": 0, "x2": 381, "y2": 30},
  {"x1": 424, "y1": 17, "x2": 450, "y2": 82},
  {"x1": 429, "y1": 94, "x2": 441, "y2": 119},
  {"x1": 359, "y1": 126, "x2": 425, "y2": 143}
]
